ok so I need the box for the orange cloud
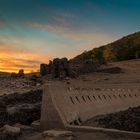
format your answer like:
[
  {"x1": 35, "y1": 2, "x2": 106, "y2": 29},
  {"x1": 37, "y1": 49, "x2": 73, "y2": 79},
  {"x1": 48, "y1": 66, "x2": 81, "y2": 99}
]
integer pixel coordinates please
[{"x1": 0, "y1": 42, "x2": 50, "y2": 73}]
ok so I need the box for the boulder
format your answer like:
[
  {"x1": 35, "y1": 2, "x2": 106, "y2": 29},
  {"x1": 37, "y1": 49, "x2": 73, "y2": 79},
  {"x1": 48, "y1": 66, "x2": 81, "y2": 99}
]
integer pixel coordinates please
[
  {"x1": 3, "y1": 125, "x2": 21, "y2": 136},
  {"x1": 31, "y1": 120, "x2": 40, "y2": 130},
  {"x1": 6, "y1": 103, "x2": 41, "y2": 125},
  {"x1": 13, "y1": 123, "x2": 34, "y2": 133},
  {"x1": 13, "y1": 123, "x2": 32, "y2": 131}
]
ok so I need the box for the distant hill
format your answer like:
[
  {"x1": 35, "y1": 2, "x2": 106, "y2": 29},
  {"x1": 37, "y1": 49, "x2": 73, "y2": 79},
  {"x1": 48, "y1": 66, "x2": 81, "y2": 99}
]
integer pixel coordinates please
[{"x1": 73, "y1": 31, "x2": 140, "y2": 63}]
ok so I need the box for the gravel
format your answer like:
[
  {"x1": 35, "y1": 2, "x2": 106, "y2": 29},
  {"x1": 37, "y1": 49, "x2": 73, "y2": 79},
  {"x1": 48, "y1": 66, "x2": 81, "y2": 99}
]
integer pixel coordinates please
[{"x1": 83, "y1": 106, "x2": 140, "y2": 132}]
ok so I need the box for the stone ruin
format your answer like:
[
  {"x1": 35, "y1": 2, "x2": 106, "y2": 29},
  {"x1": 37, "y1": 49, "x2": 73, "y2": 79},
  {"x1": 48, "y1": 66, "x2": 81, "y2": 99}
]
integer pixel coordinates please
[
  {"x1": 40, "y1": 58, "x2": 71, "y2": 78},
  {"x1": 40, "y1": 58, "x2": 98, "y2": 78},
  {"x1": 40, "y1": 64, "x2": 48, "y2": 76},
  {"x1": 52, "y1": 58, "x2": 70, "y2": 78},
  {"x1": 69, "y1": 59, "x2": 98, "y2": 75}
]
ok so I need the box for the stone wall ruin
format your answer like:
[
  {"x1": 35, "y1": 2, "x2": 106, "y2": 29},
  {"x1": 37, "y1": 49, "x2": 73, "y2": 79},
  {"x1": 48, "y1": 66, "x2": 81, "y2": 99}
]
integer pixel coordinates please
[{"x1": 40, "y1": 58, "x2": 98, "y2": 78}]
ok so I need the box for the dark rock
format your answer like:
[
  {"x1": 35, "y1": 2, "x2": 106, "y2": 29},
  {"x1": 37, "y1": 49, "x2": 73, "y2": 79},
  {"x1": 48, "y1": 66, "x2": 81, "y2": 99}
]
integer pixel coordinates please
[
  {"x1": 0, "y1": 132, "x2": 18, "y2": 140},
  {"x1": 29, "y1": 74, "x2": 42, "y2": 83},
  {"x1": 18, "y1": 69, "x2": 24, "y2": 77},
  {"x1": 6, "y1": 103, "x2": 41, "y2": 125},
  {"x1": 0, "y1": 89, "x2": 42, "y2": 127},
  {"x1": 10, "y1": 70, "x2": 25, "y2": 78}
]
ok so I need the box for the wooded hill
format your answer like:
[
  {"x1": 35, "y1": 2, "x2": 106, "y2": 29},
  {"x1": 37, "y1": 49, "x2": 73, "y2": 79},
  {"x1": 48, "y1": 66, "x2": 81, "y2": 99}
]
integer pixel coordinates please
[{"x1": 74, "y1": 31, "x2": 140, "y2": 63}]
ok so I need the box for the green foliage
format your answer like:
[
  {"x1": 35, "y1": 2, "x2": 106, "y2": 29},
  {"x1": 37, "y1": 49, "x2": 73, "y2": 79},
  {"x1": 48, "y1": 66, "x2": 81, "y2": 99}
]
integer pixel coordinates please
[
  {"x1": 80, "y1": 50, "x2": 93, "y2": 60},
  {"x1": 103, "y1": 46, "x2": 117, "y2": 62},
  {"x1": 92, "y1": 48, "x2": 105, "y2": 63}
]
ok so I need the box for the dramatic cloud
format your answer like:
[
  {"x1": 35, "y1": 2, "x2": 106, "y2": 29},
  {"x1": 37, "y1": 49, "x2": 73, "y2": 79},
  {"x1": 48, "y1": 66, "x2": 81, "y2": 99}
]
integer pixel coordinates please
[
  {"x1": 0, "y1": 0, "x2": 139, "y2": 73},
  {"x1": 0, "y1": 42, "x2": 50, "y2": 73},
  {"x1": 30, "y1": 21, "x2": 118, "y2": 48}
]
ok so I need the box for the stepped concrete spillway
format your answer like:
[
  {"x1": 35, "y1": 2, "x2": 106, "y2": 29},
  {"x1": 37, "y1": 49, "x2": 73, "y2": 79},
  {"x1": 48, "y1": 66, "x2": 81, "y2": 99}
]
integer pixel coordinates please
[{"x1": 41, "y1": 82, "x2": 140, "y2": 130}]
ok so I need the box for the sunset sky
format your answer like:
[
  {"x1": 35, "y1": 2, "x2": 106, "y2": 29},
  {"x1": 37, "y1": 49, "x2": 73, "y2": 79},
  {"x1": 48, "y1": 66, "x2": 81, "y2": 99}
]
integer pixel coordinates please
[{"x1": 0, "y1": 0, "x2": 140, "y2": 73}]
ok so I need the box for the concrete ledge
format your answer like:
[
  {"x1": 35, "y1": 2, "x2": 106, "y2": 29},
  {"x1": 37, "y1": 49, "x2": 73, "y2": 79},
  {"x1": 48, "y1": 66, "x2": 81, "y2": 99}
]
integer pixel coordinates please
[
  {"x1": 41, "y1": 82, "x2": 140, "y2": 134},
  {"x1": 66, "y1": 125, "x2": 140, "y2": 139}
]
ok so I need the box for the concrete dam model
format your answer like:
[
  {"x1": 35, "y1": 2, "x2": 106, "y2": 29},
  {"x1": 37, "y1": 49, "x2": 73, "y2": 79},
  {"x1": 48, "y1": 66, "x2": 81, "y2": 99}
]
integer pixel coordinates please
[{"x1": 41, "y1": 82, "x2": 140, "y2": 130}]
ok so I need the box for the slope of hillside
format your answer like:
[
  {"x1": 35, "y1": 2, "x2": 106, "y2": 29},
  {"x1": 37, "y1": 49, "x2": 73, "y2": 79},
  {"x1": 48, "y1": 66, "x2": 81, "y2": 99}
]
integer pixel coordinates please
[{"x1": 74, "y1": 31, "x2": 140, "y2": 63}]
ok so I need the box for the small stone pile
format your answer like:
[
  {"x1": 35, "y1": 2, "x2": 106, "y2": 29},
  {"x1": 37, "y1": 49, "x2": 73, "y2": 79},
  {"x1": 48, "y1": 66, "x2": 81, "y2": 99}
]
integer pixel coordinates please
[{"x1": 11, "y1": 69, "x2": 25, "y2": 78}]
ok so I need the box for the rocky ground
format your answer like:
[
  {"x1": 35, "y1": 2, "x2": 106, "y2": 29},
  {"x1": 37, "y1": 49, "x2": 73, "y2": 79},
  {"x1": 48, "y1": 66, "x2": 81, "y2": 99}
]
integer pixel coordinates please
[
  {"x1": 83, "y1": 106, "x2": 140, "y2": 132},
  {"x1": 0, "y1": 59, "x2": 139, "y2": 139},
  {"x1": 0, "y1": 89, "x2": 42, "y2": 126},
  {"x1": 0, "y1": 73, "x2": 43, "y2": 139},
  {"x1": 0, "y1": 73, "x2": 43, "y2": 95},
  {"x1": 0, "y1": 89, "x2": 42, "y2": 140}
]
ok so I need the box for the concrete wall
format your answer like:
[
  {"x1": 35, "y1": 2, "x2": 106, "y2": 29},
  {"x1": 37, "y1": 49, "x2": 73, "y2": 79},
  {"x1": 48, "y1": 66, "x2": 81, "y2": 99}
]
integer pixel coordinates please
[{"x1": 41, "y1": 82, "x2": 140, "y2": 130}]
